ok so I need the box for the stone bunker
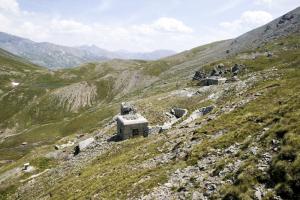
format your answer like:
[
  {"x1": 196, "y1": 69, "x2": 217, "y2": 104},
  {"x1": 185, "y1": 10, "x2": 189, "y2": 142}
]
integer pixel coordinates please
[
  {"x1": 199, "y1": 76, "x2": 227, "y2": 86},
  {"x1": 117, "y1": 103, "x2": 149, "y2": 140},
  {"x1": 193, "y1": 63, "x2": 246, "y2": 86}
]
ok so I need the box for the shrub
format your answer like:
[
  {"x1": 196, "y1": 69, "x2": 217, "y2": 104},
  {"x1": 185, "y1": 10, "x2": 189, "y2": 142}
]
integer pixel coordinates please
[
  {"x1": 275, "y1": 129, "x2": 288, "y2": 139},
  {"x1": 256, "y1": 171, "x2": 270, "y2": 184},
  {"x1": 270, "y1": 161, "x2": 288, "y2": 183},
  {"x1": 278, "y1": 146, "x2": 297, "y2": 161},
  {"x1": 223, "y1": 187, "x2": 241, "y2": 200},
  {"x1": 275, "y1": 183, "x2": 293, "y2": 199},
  {"x1": 290, "y1": 157, "x2": 300, "y2": 198}
]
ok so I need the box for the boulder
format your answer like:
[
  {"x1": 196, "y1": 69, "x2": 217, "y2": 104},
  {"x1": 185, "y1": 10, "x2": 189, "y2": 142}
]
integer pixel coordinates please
[
  {"x1": 120, "y1": 102, "x2": 136, "y2": 115},
  {"x1": 172, "y1": 108, "x2": 187, "y2": 118},
  {"x1": 217, "y1": 63, "x2": 225, "y2": 68},
  {"x1": 200, "y1": 105, "x2": 214, "y2": 115},
  {"x1": 266, "y1": 51, "x2": 273, "y2": 57},
  {"x1": 74, "y1": 137, "x2": 95, "y2": 155},
  {"x1": 159, "y1": 123, "x2": 172, "y2": 133},
  {"x1": 54, "y1": 141, "x2": 74, "y2": 150},
  {"x1": 255, "y1": 189, "x2": 262, "y2": 200},
  {"x1": 231, "y1": 64, "x2": 245, "y2": 75},
  {"x1": 23, "y1": 163, "x2": 30, "y2": 170},
  {"x1": 193, "y1": 70, "x2": 206, "y2": 81},
  {"x1": 79, "y1": 138, "x2": 95, "y2": 149},
  {"x1": 210, "y1": 63, "x2": 226, "y2": 76},
  {"x1": 231, "y1": 64, "x2": 240, "y2": 74}
]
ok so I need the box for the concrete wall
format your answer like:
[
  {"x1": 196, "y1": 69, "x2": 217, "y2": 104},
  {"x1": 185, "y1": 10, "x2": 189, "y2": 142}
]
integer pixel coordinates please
[
  {"x1": 206, "y1": 78, "x2": 220, "y2": 85},
  {"x1": 198, "y1": 78, "x2": 227, "y2": 86}
]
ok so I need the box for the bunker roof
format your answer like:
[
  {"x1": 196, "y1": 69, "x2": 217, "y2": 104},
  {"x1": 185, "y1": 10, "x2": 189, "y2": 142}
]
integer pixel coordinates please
[{"x1": 117, "y1": 114, "x2": 148, "y2": 125}]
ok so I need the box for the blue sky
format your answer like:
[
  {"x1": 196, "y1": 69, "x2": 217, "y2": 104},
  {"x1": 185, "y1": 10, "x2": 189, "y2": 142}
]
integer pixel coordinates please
[{"x1": 0, "y1": 0, "x2": 299, "y2": 52}]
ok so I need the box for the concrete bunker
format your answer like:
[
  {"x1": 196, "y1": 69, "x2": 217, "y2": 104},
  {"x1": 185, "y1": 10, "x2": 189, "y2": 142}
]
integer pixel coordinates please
[
  {"x1": 198, "y1": 76, "x2": 227, "y2": 86},
  {"x1": 117, "y1": 102, "x2": 149, "y2": 140},
  {"x1": 117, "y1": 114, "x2": 149, "y2": 140}
]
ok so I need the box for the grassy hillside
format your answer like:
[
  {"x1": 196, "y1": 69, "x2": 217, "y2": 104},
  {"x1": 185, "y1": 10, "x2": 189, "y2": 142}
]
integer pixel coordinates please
[
  {"x1": 0, "y1": 31, "x2": 299, "y2": 200},
  {"x1": 0, "y1": 52, "x2": 183, "y2": 162},
  {"x1": 0, "y1": 7, "x2": 300, "y2": 198}
]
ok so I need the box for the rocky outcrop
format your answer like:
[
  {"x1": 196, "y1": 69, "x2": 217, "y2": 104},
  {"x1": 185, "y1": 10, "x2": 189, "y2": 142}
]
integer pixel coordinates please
[
  {"x1": 278, "y1": 13, "x2": 295, "y2": 25},
  {"x1": 228, "y1": 7, "x2": 300, "y2": 54},
  {"x1": 193, "y1": 63, "x2": 247, "y2": 86},
  {"x1": 160, "y1": 108, "x2": 188, "y2": 132},
  {"x1": 210, "y1": 63, "x2": 230, "y2": 76}
]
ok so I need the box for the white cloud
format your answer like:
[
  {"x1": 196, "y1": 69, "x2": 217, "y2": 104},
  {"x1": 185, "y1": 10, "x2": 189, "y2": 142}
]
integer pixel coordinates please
[
  {"x1": 50, "y1": 19, "x2": 93, "y2": 34},
  {"x1": 0, "y1": 0, "x2": 298, "y2": 52},
  {"x1": 0, "y1": 13, "x2": 12, "y2": 31},
  {"x1": 220, "y1": 10, "x2": 273, "y2": 36},
  {"x1": 132, "y1": 17, "x2": 193, "y2": 35},
  {"x1": 0, "y1": 0, "x2": 20, "y2": 14},
  {"x1": 0, "y1": 2, "x2": 195, "y2": 52},
  {"x1": 151, "y1": 17, "x2": 193, "y2": 33},
  {"x1": 241, "y1": 10, "x2": 273, "y2": 25}
]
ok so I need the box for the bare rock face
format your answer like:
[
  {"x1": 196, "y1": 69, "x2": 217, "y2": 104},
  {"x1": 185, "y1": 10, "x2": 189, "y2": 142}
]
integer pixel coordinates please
[
  {"x1": 51, "y1": 81, "x2": 97, "y2": 112},
  {"x1": 278, "y1": 13, "x2": 294, "y2": 25}
]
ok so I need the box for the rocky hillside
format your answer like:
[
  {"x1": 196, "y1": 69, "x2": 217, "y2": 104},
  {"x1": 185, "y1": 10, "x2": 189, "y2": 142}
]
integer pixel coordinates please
[
  {"x1": 161, "y1": 6, "x2": 300, "y2": 79},
  {"x1": 0, "y1": 32, "x2": 175, "y2": 68},
  {"x1": 0, "y1": 7, "x2": 299, "y2": 200},
  {"x1": 228, "y1": 6, "x2": 300, "y2": 54}
]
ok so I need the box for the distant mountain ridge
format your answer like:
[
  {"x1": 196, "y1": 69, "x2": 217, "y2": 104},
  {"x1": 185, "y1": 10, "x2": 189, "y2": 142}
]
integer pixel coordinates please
[
  {"x1": 78, "y1": 45, "x2": 176, "y2": 61},
  {"x1": 0, "y1": 32, "x2": 176, "y2": 68}
]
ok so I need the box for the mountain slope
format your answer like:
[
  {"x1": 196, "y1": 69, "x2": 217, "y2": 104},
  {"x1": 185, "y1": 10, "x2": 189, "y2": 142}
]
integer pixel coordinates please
[
  {"x1": 0, "y1": 33, "x2": 108, "y2": 68},
  {"x1": 0, "y1": 7, "x2": 299, "y2": 200},
  {"x1": 0, "y1": 32, "x2": 176, "y2": 68},
  {"x1": 2, "y1": 32, "x2": 299, "y2": 200},
  {"x1": 0, "y1": 55, "x2": 163, "y2": 161},
  {"x1": 228, "y1": 6, "x2": 300, "y2": 54},
  {"x1": 159, "y1": 6, "x2": 300, "y2": 79}
]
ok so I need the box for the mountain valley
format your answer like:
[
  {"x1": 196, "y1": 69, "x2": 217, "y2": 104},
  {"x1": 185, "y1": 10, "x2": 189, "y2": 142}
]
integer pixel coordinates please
[{"x1": 0, "y1": 6, "x2": 299, "y2": 200}]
